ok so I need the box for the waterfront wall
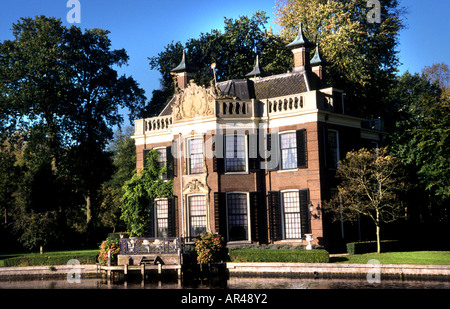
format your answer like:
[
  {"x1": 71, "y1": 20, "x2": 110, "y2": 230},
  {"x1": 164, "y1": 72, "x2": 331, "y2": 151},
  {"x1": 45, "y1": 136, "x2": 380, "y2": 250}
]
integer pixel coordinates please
[
  {"x1": 1, "y1": 263, "x2": 449, "y2": 281},
  {"x1": 226, "y1": 263, "x2": 450, "y2": 280}
]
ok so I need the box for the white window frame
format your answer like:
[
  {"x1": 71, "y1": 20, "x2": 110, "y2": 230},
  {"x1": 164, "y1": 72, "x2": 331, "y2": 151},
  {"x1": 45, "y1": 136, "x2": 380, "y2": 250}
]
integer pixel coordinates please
[
  {"x1": 280, "y1": 190, "x2": 303, "y2": 241},
  {"x1": 224, "y1": 134, "x2": 248, "y2": 174},
  {"x1": 225, "y1": 192, "x2": 251, "y2": 243},
  {"x1": 153, "y1": 198, "x2": 169, "y2": 238},
  {"x1": 186, "y1": 194, "x2": 208, "y2": 238},
  {"x1": 186, "y1": 137, "x2": 204, "y2": 175},
  {"x1": 279, "y1": 130, "x2": 298, "y2": 171}
]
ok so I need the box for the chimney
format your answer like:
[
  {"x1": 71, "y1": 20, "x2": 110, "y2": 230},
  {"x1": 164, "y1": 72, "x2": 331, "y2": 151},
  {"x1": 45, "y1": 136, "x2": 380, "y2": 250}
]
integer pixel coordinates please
[
  {"x1": 171, "y1": 50, "x2": 196, "y2": 90},
  {"x1": 286, "y1": 22, "x2": 316, "y2": 72},
  {"x1": 310, "y1": 44, "x2": 331, "y2": 83}
]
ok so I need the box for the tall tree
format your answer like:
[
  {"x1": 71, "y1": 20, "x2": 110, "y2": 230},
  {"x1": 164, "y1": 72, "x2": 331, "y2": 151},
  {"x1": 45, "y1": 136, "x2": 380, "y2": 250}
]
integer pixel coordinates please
[
  {"x1": 388, "y1": 70, "x2": 450, "y2": 222},
  {"x1": 275, "y1": 0, "x2": 405, "y2": 118},
  {"x1": 0, "y1": 16, "x2": 146, "y2": 243},
  {"x1": 99, "y1": 127, "x2": 136, "y2": 232},
  {"x1": 422, "y1": 62, "x2": 450, "y2": 99},
  {"x1": 145, "y1": 11, "x2": 292, "y2": 117},
  {"x1": 324, "y1": 148, "x2": 408, "y2": 253}
]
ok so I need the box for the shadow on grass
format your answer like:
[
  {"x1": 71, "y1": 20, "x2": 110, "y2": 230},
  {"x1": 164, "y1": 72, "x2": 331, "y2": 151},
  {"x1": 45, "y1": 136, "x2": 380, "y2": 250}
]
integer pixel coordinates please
[{"x1": 329, "y1": 256, "x2": 350, "y2": 263}]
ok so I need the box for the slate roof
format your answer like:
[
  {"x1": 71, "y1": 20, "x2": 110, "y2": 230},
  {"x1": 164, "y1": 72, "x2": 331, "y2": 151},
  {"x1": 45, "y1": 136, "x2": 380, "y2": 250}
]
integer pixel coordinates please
[
  {"x1": 156, "y1": 71, "x2": 322, "y2": 117},
  {"x1": 216, "y1": 79, "x2": 255, "y2": 100},
  {"x1": 159, "y1": 96, "x2": 176, "y2": 116},
  {"x1": 253, "y1": 72, "x2": 308, "y2": 100}
]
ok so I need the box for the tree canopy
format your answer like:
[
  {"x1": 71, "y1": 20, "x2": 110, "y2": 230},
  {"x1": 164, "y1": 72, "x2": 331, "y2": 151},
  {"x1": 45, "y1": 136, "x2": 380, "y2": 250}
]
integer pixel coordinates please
[
  {"x1": 388, "y1": 69, "x2": 450, "y2": 219},
  {"x1": 275, "y1": 0, "x2": 405, "y2": 118},
  {"x1": 324, "y1": 148, "x2": 408, "y2": 253},
  {"x1": 0, "y1": 16, "x2": 146, "y2": 248},
  {"x1": 144, "y1": 11, "x2": 292, "y2": 117}
]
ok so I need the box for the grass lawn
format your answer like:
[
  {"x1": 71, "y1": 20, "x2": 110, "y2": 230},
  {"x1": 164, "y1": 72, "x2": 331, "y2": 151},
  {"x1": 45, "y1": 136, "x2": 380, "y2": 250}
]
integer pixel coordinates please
[
  {"x1": 332, "y1": 251, "x2": 450, "y2": 265},
  {"x1": 0, "y1": 249, "x2": 99, "y2": 267},
  {"x1": 1, "y1": 249, "x2": 449, "y2": 267}
]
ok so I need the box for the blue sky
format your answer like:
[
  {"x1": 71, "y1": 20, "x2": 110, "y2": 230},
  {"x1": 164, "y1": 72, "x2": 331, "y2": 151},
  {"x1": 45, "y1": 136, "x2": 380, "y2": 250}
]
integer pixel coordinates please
[{"x1": 1, "y1": 0, "x2": 449, "y2": 124}]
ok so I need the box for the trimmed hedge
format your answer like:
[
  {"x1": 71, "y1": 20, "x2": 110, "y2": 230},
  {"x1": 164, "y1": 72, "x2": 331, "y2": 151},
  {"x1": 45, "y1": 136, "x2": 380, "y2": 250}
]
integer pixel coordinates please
[
  {"x1": 229, "y1": 249, "x2": 329, "y2": 263},
  {"x1": 346, "y1": 240, "x2": 401, "y2": 254},
  {"x1": 2, "y1": 253, "x2": 98, "y2": 267}
]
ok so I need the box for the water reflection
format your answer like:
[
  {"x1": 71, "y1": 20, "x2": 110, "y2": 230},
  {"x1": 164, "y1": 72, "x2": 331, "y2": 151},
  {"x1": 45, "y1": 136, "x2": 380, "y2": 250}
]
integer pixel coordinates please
[{"x1": 1, "y1": 276, "x2": 449, "y2": 289}]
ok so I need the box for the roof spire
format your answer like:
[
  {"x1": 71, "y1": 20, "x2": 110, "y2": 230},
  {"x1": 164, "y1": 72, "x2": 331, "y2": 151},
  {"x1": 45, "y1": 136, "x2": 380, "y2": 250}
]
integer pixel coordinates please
[
  {"x1": 286, "y1": 22, "x2": 315, "y2": 50},
  {"x1": 310, "y1": 44, "x2": 331, "y2": 67},
  {"x1": 246, "y1": 55, "x2": 265, "y2": 79},
  {"x1": 171, "y1": 50, "x2": 196, "y2": 73}
]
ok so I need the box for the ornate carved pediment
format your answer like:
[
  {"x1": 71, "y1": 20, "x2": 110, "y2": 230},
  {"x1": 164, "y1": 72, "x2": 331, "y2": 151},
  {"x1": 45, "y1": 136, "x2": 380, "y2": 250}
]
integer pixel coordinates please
[
  {"x1": 173, "y1": 81, "x2": 216, "y2": 121},
  {"x1": 183, "y1": 178, "x2": 209, "y2": 195}
]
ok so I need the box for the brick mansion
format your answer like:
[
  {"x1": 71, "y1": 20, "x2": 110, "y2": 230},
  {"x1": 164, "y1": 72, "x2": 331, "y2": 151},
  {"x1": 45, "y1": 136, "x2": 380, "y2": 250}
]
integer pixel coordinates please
[{"x1": 131, "y1": 23, "x2": 383, "y2": 250}]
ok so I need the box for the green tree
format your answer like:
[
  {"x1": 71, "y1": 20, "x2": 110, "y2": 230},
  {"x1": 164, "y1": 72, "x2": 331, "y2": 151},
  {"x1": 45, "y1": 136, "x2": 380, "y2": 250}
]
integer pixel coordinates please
[
  {"x1": 388, "y1": 70, "x2": 450, "y2": 222},
  {"x1": 99, "y1": 127, "x2": 136, "y2": 232},
  {"x1": 422, "y1": 62, "x2": 450, "y2": 99},
  {"x1": 324, "y1": 148, "x2": 408, "y2": 253},
  {"x1": 145, "y1": 11, "x2": 292, "y2": 117},
  {"x1": 120, "y1": 150, "x2": 173, "y2": 237},
  {"x1": 10, "y1": 126, "x2": 65, "y2": 250},
  {"x1": 275, "y1": 0, "x2": 405, "y2": 118},
  {"x1": 0, "y1": 16, "x2": 146, "y2": 242}
]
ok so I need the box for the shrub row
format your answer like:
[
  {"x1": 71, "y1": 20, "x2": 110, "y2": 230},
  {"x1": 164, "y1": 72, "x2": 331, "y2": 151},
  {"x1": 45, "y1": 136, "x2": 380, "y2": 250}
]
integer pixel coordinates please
[
  {"x1": 2, "y1": 253, "x2": 98, "y2": 267},
  {"x1": 229, "y1": 249, "x2": 329, "y2": 263},
  {"x1": 346, "y1": 240, "x2": 401, "y2": 254}
]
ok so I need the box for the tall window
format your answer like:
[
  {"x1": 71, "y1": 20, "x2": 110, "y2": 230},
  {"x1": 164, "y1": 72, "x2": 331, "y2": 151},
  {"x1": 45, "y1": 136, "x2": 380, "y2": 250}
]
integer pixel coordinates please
[
  {"x1": 188, "y1": 138, "x2": 203, "y2": 174},
  {"x1": 227, "y1": 193, "x2": 249, "y2": 241},
  {"x1": 155, "y1": 148, "x2": 167, "y2": 168},
  {"x1": 154, "y1": 148, "x2": 168, "y2": 179},
  {"x1": 280, "y1": 132, "x2": 297, "y2": 169},
  {"x1": 282, "y1": 191, "x2": 302, "y2": 239},
  {"x1": 327, "y1": 130, "x2": 339, "y2": 168},
  {"x1": 155, "y1": 199, "x2": 168, "y2": 237},
  {"x1": 225, "y1": 135, "x2": 246, "y2": 172},
  {"x1": 188, "y1": 195, "x2": 207, "y2": 237}
]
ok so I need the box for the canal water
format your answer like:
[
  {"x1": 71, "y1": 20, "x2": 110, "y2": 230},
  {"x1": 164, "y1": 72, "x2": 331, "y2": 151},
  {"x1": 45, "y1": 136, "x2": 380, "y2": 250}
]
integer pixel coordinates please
[{"x1": 1, "y1": 276, "x2": 449, "y2": 289}]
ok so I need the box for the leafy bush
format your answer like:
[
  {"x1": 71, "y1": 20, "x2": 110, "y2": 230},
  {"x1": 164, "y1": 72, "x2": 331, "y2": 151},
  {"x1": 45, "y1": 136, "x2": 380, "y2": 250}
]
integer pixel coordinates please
[
  {"x1": 194, "y1": 233, "x2": 227, "y2": 264},
  {"x1": 98, "y1": 238, "x2": 121, "y2": 265},
  {"x1": 346, "y1": 240, "x2": 401, "y2": 254},
  {"x1": 229, "y1": 249, "x2": 329, "y2": 263}
]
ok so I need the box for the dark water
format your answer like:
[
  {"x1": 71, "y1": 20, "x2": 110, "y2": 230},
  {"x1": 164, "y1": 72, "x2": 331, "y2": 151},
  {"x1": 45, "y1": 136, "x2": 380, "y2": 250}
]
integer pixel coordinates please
[{"x1": 1, "y1": 276, "x2": 449, "y2": 289}]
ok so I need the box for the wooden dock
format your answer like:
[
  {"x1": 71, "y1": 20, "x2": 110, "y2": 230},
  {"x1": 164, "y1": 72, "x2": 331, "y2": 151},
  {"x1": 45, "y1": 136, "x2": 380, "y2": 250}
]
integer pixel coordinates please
[{"x1": 100, "y1": 263, "x2": 182, "y2": 280}]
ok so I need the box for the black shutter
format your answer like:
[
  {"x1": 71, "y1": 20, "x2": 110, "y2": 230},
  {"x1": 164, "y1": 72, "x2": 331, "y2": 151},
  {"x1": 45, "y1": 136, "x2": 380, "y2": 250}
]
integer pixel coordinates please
[
  {"x1": 248, "y1": 133, "x2": 260, "y2": 171},
  {"x1": 167, "y1": 196, "x2": 178, "y2": 237},
  {"x1": 147, "y1": 198, "x2": 155, "y2": 237},
  {"x1": 212, "y1": 134, "x2": 224, "y2": 173},
  {"x1": 166, "y1": 145, "x2": 174, "y2": 179},
  {"x1": 266, "y1": 133, "x2": 279, "y2": 171},
  {"x1": 268, "y1": 191, "x2": 282, "y2": 241},
  {"x1": 143, "y1": 149, "x2": 152, "y2": 168},
  {"x1": 296, "y1": 129, "x2": 307, "y2": 168},
  {"x1": 249, "y1": 191, "x2": 260, "y2": 241},
  {"x1": 299, "y1": 189, "x2": 311, "y2": 237},
  {"x1": 214, "y1": 192, "x2": 227, "y2": 239}
]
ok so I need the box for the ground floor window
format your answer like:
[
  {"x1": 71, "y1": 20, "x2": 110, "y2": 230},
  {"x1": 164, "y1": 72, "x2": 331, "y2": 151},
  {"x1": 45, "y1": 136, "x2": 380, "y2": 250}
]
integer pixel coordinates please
[
  {"x1": 155, "y1": 199, "x2": 169, "y2": 237},
  {"x1": 226, "y1": 193, "x2": 249, "y2": 241},
  {"x1": 282, "y1": 191, "x2": 302, "y2": 239},
  {"x1": 188, "y1": 195, "x2": 207, "y2": 237}
]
